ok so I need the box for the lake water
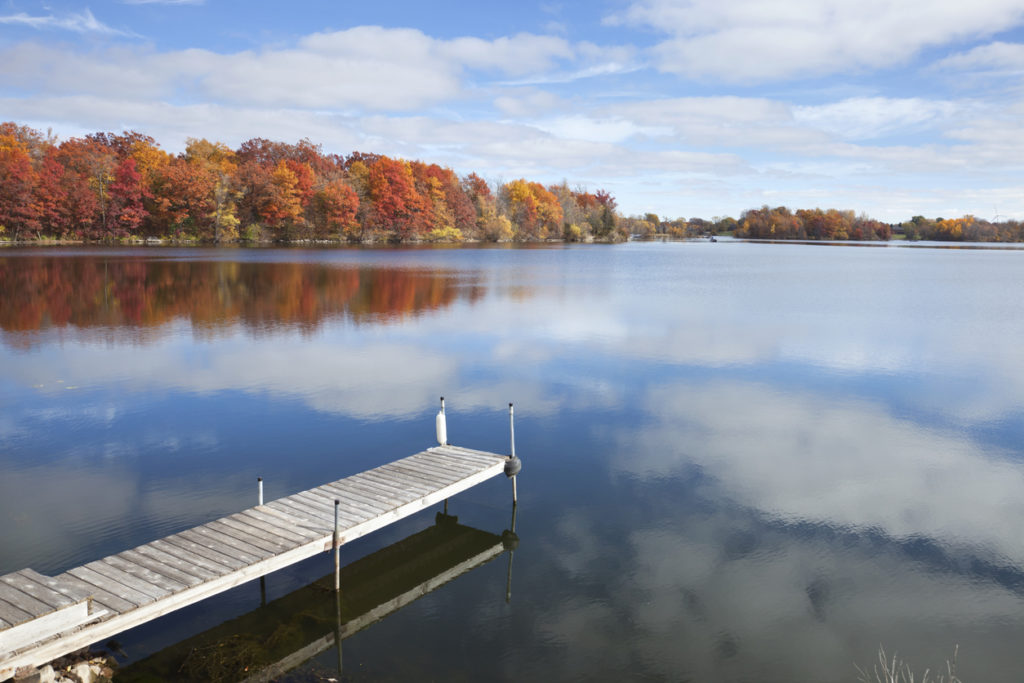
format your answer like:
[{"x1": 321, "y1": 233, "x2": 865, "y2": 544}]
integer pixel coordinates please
[{"x1": 2, "y1": 241, "x2": 1024, "y2": 681}]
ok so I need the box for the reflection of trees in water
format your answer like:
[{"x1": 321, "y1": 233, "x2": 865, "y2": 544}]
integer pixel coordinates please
[{"x1": 0, "y1": 256, "x2": 485, "y2": 346}]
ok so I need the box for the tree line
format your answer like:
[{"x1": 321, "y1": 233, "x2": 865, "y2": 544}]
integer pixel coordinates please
[
  {"x1": 0, "y1": 122, "x2": 624, "y2": 244},
  {"x1": 624, "y1": 206, "x2": 1024, "y2": 243}
]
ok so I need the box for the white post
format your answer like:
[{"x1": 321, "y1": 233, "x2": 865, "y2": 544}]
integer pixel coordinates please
[
  {"x1": 436, "y1": 396, "x2": 448, "y2": 446},
  {"x1": 257, "y1": 477, "x2": 263, "y2": 506}
]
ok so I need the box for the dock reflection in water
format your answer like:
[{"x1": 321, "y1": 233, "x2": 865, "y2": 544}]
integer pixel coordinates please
[{"x1": 117, "y1": 509, "x2": 519, "y2": 682}]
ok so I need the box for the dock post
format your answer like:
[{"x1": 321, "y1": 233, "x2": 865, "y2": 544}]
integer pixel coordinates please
[
  {"x1": 334, "y1": 585, "x2": 344, "y2": 675},
  {"x1": 257, "y1": 477, "x2": 264, "y2": 506},
  {"x1": 333, "y1": 499, "x2": 341, "y2": 592},
  {"x1": 504, "y1": 403, "x2": 522, "y2": 506},
  {"x1": 503, "y1": 504, "x2": 519, "y2": 603}
]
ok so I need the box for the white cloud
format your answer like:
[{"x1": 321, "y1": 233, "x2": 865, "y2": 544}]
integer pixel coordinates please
[
  {"x1": 0, "y1": 28, "x2": 576, "y2": 113},
  {"x1": 792, "y1": 97, "x2": 961, "y2": 140},
  {"x1": 0, "y1": 8, "x2": 132, "y2": 36},
  {"x1": 934, "y1": 40, "x2": 1024, "y2": 74},
  {"x1": 609, "y1": 0, "x2": 1024, "y2": 81}
]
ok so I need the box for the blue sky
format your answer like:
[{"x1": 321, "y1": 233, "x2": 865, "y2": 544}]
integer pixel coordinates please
[{"x1": 2, "y1": 0, "x2": 1024, "y2": 221}]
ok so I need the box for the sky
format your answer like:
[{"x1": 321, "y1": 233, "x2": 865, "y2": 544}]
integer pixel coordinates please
[{"x1": 2, "y1": 0, "x2": 1024, "y2": 222}]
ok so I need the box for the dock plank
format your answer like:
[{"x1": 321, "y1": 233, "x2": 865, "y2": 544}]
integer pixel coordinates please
[
  {"x1": 68, "y1": 566, "x2": 157, "y2": 607},
  {"x1": 102, "y1": 556, "x2": 188, "y2": 594},
  {"x1": 412, "y1": 451, "x2": 488, "y2": 475},
  {"x1": 378, "y1": 463, "x2": 453, "y2": 490},
  {"x1": 343, "y1": 475, "x2": 416, "y2": 505},
  {"x1": 298, "y1": 491, "x2": 382, "y2": 526},
  {"x1": 154, "y1": 536, "x2": 243, "y2": 573},
  {"x1": 257, "y1": 505, "x2": 328, "y2": 533},
  {"x1": 0, "y1": 583, "x2": 54, "y2": 620},
  {"x1": 192, "y1": 524, "x2": 278, "y2": 561},
  {"x1": 56, "y1": 574, "x2": 134, "y2": 615},
  {"x1": 176, "y1": 529, "x2": 263, "y2": 567},
  {"x1": 216, "y1": 518, "x2": 298, "y2": 552},
  {"x1": 364, "y1": 466, "x2": 438, "y2": 494},
  {"x1": 120, "y1": 548, "x2": 209, "y2": 586},
  {"x1": 87, "y1": 561, "x2": 171, "y2": 601},
  {"x1": 315, "y1": 485, "x2": 389, "y2": 517},
  {"x1": 0, "y1": 598, "x2": 33, "y2": 628},
  {"x1": 267, "y1": 498, "x2": 334, "y2": 527},
  {"x1": 0, "y1": 572, "x2": 76, "y2": 613},
  {"x1": 237, "y1": 510, "x2": 320, "y2": 543}
]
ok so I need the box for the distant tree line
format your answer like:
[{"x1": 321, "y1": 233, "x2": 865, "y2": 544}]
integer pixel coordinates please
[
  {"x1": 0, "y1": 122, "x2": 624, "y2": 244},
  {"x1": 624, "y1": 205, "x2": 1024, "y2": 243}
]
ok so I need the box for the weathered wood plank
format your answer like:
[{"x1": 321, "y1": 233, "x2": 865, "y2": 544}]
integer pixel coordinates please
[
  {"x1": 287, "y1": 492, "x2": 364, "y2": 528},
  {"x1": 367, "y1": 464, "x2": 442, "y2": 492},
  {"x1": 215, "y1": 519, "x2": 295, "y2": 553},
  {"x1": 237, "y1": 510, "x2": 320, "y2": 542},
  {"x1": 315, "y1": 484, "x2": 389, "y2": 516},
  {"x1": 49, "y1": 574, "x2": 129, "y2": 615},
  {"x1": 411, "y1": 450, "x2": 489, "y2": 475},
  {"x1": 344, "y1": 475, "x2": 417, "y2": 504},
  {"x1": 349, "y1": 474, "x2": 425, "y2": 504},
  {"x1": 291, "y1": 490, "x2": 347, "y2": 514},
  {"x1": 67, "y1": 566, "x2": 156, "y2": 608},
  {"x1": 377, "y1": 463, "x2": 454, "y2": 490},
  {"x1": 300, "y1": 489, "x2": 370, "y2": 523},
  {"x1": 0, "y1": 600, "x2": 92, "y2": 657},
  {"x1": 88, "y1": 560, "x2": 172, "y2": 601},
  {"x1": 404, "y1": 456, "x2": 482, "y2": 482},
  {"x1": 199, "y1": 522, "x2": 282, "y2": 557},
  {"x1": 267, "y1": 498, "x2": 334, "y2": 527},
  {"x1": 0, "y1": 598, "x2": 33, "y2": 627},
  {"x1": 0, "y1": 583, "x2": 54, "y2": 620},
  {"x1": 313, "y1": 484, "x2": 390, "y2": 519},
  {"x1": 407, "y1": 450, "x2": 483, "y2": 474},
  {"x1": 101, "y1": 556, "x2": 187, "y2": 595},
  {"x1": 120, "y1": 548, "x2": 209, "y2": 587},
  {"x1": 0, "y1": 572, "x2": 78, "y2": 612},
  {"x1": 155, "y1": 536, "x2": 243, "y2": 573},
  {"x1": 257, "y1": 505, "x2": 328, "y2": 533},
  {"x1": 216, "y1": 518, "x2": 298, "y2": 552},
  {"x1": 175, "y1": 529, "x2": 263, "y2": 567},
  {"x1": 430, "y1": 448, "x2": 501, "y2": 475},
  {"x1": 439, "y1": 445, "x2": 507, "y2": 464}
]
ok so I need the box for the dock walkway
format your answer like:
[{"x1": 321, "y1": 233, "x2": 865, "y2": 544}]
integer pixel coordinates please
[{"x1": 0, "y1": 444, "x2": 508, "y2": 680}]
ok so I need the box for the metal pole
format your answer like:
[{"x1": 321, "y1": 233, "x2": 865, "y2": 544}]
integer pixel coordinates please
[
  {"x1": 505, "y1": 504, "x2": 518, "y2": 603},
  {"x1": 333, "y1": 499, "x2": 340, "y2": 592},
  {"x1": 257, "y1": 477, "x2": 263, "y2": 506},
  {"x1": 335, "y1": 586, "x2": 344, "y2": 675},
  {"x1": 508, "y1": 402, "x2": 520, "y2": 506},
  {"x1": 509, "y1": 403, "x2": 515, "y2": 460}
]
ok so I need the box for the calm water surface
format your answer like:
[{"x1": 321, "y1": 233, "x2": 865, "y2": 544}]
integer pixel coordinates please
[{"x1": 2, "y1": 242, "x2": 1024, "y2": 681}]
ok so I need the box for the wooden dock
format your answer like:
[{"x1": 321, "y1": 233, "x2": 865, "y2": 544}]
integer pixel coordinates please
[
  {"x1": 117, "y1": 514, "x2": 510, "y2": 681},
  {"x1": 0, "y1": 444, "x2": 510, "y2": 680}
]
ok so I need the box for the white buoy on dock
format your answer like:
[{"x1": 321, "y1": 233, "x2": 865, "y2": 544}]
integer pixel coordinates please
[{"x1": 436, "y1": 396, "x2": 448, "y2": 446}]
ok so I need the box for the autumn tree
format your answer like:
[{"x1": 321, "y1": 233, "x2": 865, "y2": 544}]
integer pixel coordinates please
[
  {"x1": 311, "y1": 179, "x2": 359, "y2": 240},
  {"x1": 367, "y1": 156, "x2": 428, "y2": 240},
  {"x1": 0, "y1": 139, "x2": 39, "y2": 240},
  {"x1": 105, "y1": 158, "x2": 149, "y2": 237},
  {"x1": 260, "y1": 161, "x2": 304, "y2": 235}
]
